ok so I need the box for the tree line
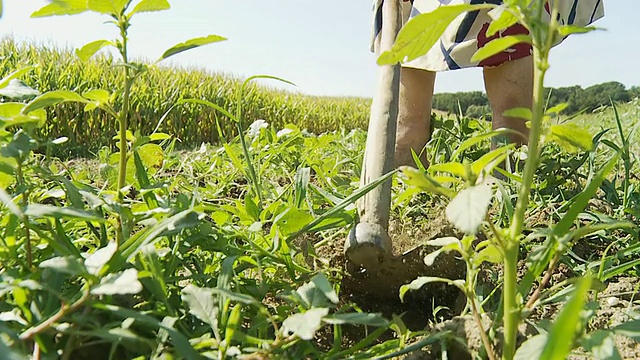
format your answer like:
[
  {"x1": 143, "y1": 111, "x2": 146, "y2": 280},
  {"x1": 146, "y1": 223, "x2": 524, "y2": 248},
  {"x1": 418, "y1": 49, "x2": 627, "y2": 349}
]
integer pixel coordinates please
[{"x1": 433, "y1": 81, "x2": 640, "y2": 119}]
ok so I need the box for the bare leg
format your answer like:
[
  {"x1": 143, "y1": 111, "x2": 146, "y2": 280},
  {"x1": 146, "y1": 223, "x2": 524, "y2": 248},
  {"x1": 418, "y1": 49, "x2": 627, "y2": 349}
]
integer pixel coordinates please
[
  {"x1": 483, "y1": 55, "x2": 533, "y2": 145},
  {"x1": 395, "y1": 67, "x2": 436, "y2": 167}
]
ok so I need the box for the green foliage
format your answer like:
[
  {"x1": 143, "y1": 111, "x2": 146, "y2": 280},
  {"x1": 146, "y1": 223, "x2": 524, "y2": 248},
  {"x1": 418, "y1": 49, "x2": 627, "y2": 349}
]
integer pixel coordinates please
[
  {"x1": 433, "y1": 81, "x2": 636, "y2": 117},
  {"x1": 0, "y1": 1, "x2": 639, "y2": 359}
]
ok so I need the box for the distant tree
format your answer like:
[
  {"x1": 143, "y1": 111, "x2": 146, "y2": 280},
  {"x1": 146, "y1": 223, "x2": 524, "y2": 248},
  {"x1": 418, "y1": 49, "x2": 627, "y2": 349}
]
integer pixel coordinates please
[
  {"x1": 577, "y1": 81, "x2": 630, "y2": 112},
  {"x1": 544, "y1": 85, "x2": 584, "y2": 113},
  {"x1": 433, "y1": 91, "x2": 488, "y2": 115},
  {"x1": 432, "y1": 81, "x2": 635, "y2": 119}
]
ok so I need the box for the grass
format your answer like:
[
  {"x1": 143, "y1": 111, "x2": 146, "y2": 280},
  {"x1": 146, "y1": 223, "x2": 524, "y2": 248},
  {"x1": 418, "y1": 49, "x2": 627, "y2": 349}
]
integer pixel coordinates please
[{"x1": 2, "y1": 104, "x2": 639, "y2": 358}]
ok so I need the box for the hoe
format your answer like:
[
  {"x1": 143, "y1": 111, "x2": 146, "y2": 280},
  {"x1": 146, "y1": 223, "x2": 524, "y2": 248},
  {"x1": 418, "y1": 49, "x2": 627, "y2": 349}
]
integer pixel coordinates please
[
  {"x1": 344, "y1": 0, "x2": 402, "y2": 272},
  {"x1": 342, "y1": 0, "x2": 437, "y2": 293},
  {"x1": 342, "y1": 1, "x2": 463, "y2": 295}
]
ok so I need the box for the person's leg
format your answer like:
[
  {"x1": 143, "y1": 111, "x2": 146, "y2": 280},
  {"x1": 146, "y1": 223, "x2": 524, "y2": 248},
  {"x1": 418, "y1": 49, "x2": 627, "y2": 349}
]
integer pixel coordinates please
[
  {"x1": 483, "y1": 55, "x2": 533, "y2": 146},
  {"x1": 395, "y1": 67, "x2": 436, "y2": 167}
]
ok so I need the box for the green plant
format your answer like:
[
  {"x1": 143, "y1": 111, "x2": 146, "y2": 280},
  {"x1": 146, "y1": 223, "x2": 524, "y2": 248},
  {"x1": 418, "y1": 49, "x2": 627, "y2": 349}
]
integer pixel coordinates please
[
  {"x1": 379, "y1": 1, "x2": 639, "y2": 359},
  {"x1": 0, "y1": 2, "x2": 400, "y2": 359}
]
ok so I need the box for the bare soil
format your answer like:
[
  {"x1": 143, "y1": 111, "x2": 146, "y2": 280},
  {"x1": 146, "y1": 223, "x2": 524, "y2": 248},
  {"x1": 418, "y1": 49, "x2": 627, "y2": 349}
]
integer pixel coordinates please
[{"x1": 315, "y1": 201, "x2": 640, "y2": 359}]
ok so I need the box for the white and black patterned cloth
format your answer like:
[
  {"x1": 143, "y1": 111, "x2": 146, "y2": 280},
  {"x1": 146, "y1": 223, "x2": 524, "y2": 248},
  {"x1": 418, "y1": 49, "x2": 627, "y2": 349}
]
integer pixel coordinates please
[{"x1": 371, "y1": 0, "x2": 604, "y2": 70}]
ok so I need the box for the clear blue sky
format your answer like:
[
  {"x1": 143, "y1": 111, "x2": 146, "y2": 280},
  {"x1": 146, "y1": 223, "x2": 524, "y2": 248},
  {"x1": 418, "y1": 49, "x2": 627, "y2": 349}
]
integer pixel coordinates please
[{"x1": 0, "y1": 1, "x2": 638, "y2": 97}]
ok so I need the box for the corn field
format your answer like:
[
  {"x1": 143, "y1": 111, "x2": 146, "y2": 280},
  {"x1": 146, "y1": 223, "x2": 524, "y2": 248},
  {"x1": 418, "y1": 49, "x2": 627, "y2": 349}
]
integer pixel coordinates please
[{"x1": 0, "y1": 38, "x2": 371, "y2": 157}]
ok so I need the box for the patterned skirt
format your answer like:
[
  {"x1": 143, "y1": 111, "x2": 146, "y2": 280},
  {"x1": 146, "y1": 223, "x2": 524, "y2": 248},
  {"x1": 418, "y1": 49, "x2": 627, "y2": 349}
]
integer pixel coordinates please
[{"x1": 371, "y1": 0, "x2": 605, "y2": 70}]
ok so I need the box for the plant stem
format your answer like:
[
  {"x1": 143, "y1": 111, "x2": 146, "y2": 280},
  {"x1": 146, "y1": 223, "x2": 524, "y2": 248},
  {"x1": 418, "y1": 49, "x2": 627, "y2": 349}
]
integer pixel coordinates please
[
  {"x1": 503, "y1": 3, "x2": 557, "y2": 357},
  {"x1": 33, "y1": 342, "x2": 41, "y2": 360},
  {"x1": 16, "y1": 162, "x2": 32, "y2": 269},
  {"x1": 508, "y1": 55, "x2": 546, "y2": 240},
  {"x1": 502, "y1": 58, "x2": 546, "y2": 360},
  {"x1": 116, "y1": 22, "x2": 132, "y2": 246},
  {"x1": 237, "y1": 122, "x2": 264, "y2": 207},
  {"x1": 470, "y1": 295, "x2": 496, "y2": 360},
  {"x1": 502, "y1": 242, "x2": 519, "y2": 360},
  {"x1": 525, "y1": 255, "x2": 558, "y2": 309},
  {"x1": 19, "y1": 287, "x2": 90, "y2": 341}
]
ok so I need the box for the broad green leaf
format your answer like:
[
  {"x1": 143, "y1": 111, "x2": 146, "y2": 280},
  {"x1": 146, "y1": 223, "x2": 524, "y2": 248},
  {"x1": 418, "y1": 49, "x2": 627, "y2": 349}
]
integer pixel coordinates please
[
  {"x1": 0, "y1": 79, "x2": 40, "y2": 100},
  {"x1": 22, "y1": 90, "x2": 88, "y2": 114},
  {"x1": 540, "y1": 277, "x2": 591, "y2": 360},
  {"x1": 474, "y1": 244, "x2": 503, "y2": 265},
  {"x1": 282, "y1": 308, "x2": 329, "y2": 340},
  {"x1": 0, "y1": 170, "x2": 12, "y2": 188},
  {"x1": 470, "y1": 34, "x2": 530, "y2": 62},
  {"x1": 514, "y1": 334, "x2": 546, "y2": 360},
  {"x1": 582, "y1": 330, "x2": 622, "y2": 360},
  {"x1": 128, "y1": 0, "x2": 170, "y2": 16},
  {"x1": 558, "y1": 25, "x2": 597, "y2": 36},
  {"x1": 309, "y1": 273, "x2": 339, "y2": 305},
  {"x1": 548, "y1": 123, "x2": 593, "y2": 152},
  {"x1": 274, "y1": 207, "x2": 313, "y2": 236},
  {"x1": 486, "y1": 6, "x2": 519, "y2": 36},
  {"x1": 0, "y1": 103, "x2": 46, "y2": 130},
  {"x1": 158, "y1": 35, "x2": 227, "y2": 62},
  {"x1": 85, "y1": 241, "x2": 118, "y2": 276},
  {"x1": 399, "y1": 276, "x2": 465, "y2": 302},
  {"x1": 451, "y1": 128, "x2": 520, "y2": 160},
  {"x1": 401, "y1": 167, "x2": 454, "y2": 198},
  {"x1": 423, "y1": 249, "x2": 444, "y2": 266},
  {"x1": 76, "y1": 40, "x2": 115, "y2": 62},
  {"x1": 216, "y1": 256, "x2": 236, "y2": 316},
  {"x1": 24, "y1": 204, "x2": 104, "y2": 221},
  {"x1": 181, "y1": 284, "x2": 218, "y2": 328},
  {"x1": 294, "y1": 274, "x2": 338, "y2": 309},
  {"x1": 119, "y1": 210, "x2": 199, "y2": 261},
  {"x1": 244, "y1": 193, "x2": 260, "y2": 221},
  {"x1": 425, "y1": 237, "x2": 460, "y2": 247},
  {"x1": 324, "y1": 312, "x2": 388, "y2": 327},
  {"x1": 0, "y1": 67, "x2": 37, "y2": 89},
  {"x1": 149, "y1": 132, "x2": 171, "y2": 141},
  {"x1": 133, "y1": 151, "x2": 158, "y2": 209},
  {"x1": 39, "y1": 256, "x2": 87, "y2": 276},
  {"x1": 91, "y1": 268, "x2": 143, "y2": 295},
  {"x1": 87, "y1": 0, "x2": 129, "y2": 15},
  {"x1": 546, "y1": 102, "x2": 568, "y2": 115},
  {"x1": 471, "y1": 145, "x2": 513, "y2": 177},
  {"x1": 138, "y1": 143, "x2": 164, "y2": 169},
  {"x1": 378, "y1": 4, "x2": 493, "y2": 65},
  {"x1": 503, "y1": 107, "x2": 532, "y2": 121},
  {"x1": 611, "y1": 319, "x2": 640, "y2": 342},
  {"x1": 446, "y1": 184, "x2": 493, "y2": 235},
  {"x1": 428, "y1": 162, "x2": 465, "y2": 177},
  {"x1": 31, "y1": 0, "x2": 89, "y2": 17}
]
